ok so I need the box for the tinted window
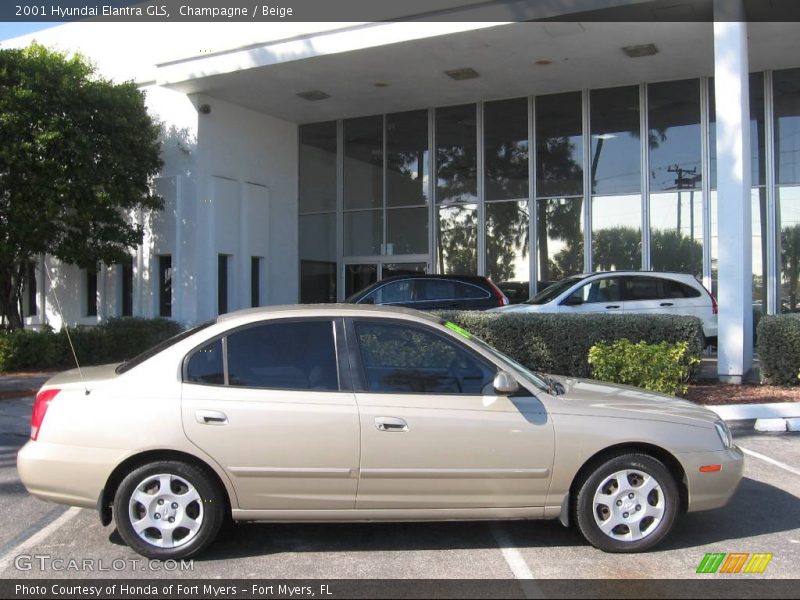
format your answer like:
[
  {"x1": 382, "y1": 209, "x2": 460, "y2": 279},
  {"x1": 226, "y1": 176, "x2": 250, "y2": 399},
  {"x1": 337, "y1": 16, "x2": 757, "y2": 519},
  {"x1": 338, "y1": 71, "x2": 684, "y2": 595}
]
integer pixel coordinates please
[
  {"x1": 186, "y1": 339, "x2": 225, "y2": 385},
  {"x1": 227, "y1": 321, "x2": 338, "y2": 391},
  {"x1": 456, "y1": 282, "x2": 490, "y2": 300},
  {"x1": 567, "y1": 277, "x2": 622, "y2": 304},
  {"x1": 418, "y1": 279, "x2": 457, "y2": 301},
  {"x1": 367, "y1": 280, "x2": 414, "y2": 304},
  {"x1": 663, "y1": 279, "x2": 701, "y2": 298},
  {"x1": 623, "y1": 277, "x2": 663, "y2": 301},
  {"x1": 354, "y1": 321, "x2": 495, "y2": 394},
  {"x1": 527, "y1": 276, "x2": 584, "y2": 305}
]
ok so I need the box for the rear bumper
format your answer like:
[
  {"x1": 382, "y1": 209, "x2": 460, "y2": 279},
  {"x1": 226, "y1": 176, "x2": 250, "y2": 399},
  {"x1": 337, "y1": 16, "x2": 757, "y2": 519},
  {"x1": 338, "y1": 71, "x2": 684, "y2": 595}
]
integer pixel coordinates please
[
  {"x1": 680, "y1": 446, "x2": 744, "y2": 512},
  {"x1": 17, "y1": 440, "x2": 125, "y2": 509}
]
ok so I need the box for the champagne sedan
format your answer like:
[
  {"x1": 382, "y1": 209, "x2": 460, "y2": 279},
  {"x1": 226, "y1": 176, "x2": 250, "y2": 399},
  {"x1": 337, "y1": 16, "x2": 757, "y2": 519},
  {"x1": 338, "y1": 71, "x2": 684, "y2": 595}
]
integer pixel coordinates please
[{"x1": 18, "y1": 305, "x2": 742, "y2": 559}]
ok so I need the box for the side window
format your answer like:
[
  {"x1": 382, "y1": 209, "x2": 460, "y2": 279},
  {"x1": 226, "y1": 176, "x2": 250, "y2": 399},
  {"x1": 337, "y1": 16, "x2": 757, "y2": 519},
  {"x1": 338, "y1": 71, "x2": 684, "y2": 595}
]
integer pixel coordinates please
[
  {"x1": 624, "y1": 277, "x2": 663, "y2": 301},
  {"x1": 186, "y1": 339, "x2": 225, "y2": 385},
  {"x1": 371, "y1": 280, "x2": 414, "y2": 304},
  {"x1": 354, "y1": 321, "x2": 496, "y2": 394},
  {"x1": 418, "y1": 279, "x2": 456, "y2": 301},
  {"x1": 455, "y1": 282, "x2": 490, "y2": 299},
  {"x1": 663, "y1": 279, "x2": 701, "y2": 298},
  {"x1": 567, "y1": 277, "x2": 622, "y2": 304},
  {"x1": 227, "y1": 320, "x2": 339, "y2": 391}
]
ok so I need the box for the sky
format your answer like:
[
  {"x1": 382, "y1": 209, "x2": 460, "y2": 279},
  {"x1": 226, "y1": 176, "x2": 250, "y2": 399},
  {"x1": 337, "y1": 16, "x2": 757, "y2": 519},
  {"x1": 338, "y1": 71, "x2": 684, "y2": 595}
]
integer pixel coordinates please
[{"x1": 0, "y1": 22, "x2": 60, "y2": 42}]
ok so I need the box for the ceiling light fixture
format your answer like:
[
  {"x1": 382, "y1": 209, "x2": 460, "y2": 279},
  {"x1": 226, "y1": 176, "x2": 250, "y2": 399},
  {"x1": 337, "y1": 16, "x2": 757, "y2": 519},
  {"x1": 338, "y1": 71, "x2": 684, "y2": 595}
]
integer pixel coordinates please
[
  {"x1": 444, "y1": 68, "x2": 479, "y2": 81},
  {"x1": 622, "y1": 44, "x2": 659, "y2": 58},
  {"x1": 296, "y1": 90, "x2": 331, "y2": 101}
]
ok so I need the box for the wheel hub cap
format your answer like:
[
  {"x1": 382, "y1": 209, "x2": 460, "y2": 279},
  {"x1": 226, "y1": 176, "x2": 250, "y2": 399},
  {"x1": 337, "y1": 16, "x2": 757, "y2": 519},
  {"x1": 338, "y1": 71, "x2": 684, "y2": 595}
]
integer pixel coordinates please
[
  {"x1": 592, "y1": 469, "x2": 665, "y2": 542},
  {"x1": 128, "y1": 473, "x2": 204, "y2": 549}
]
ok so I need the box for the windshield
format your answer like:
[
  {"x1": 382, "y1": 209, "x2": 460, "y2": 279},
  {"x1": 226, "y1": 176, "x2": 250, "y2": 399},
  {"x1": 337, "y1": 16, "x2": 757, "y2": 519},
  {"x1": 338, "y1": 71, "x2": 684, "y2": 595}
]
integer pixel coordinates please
[
  {"x1": 525, "y1": 276, "x2": 584, "y2": 305},
  {"x1": 115, "y1": 320, "x2": 215, "y2": 374}
]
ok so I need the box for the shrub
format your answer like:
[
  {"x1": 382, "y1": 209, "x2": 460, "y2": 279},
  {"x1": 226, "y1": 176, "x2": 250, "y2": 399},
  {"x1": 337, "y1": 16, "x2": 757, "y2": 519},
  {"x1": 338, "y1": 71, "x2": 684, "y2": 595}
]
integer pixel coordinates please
[
  {"x1": 757, "y1": 315, "x2": 800, "y2": 385},
  {"x1": 588, "y1": 339, "x2": 699, "y2": 396},
  {"x1": 432, "y1": 311, "x2": 704, "y2": 380},
  {"x1": 0, "y1": 318, "x2": 184, "y2": 372}
]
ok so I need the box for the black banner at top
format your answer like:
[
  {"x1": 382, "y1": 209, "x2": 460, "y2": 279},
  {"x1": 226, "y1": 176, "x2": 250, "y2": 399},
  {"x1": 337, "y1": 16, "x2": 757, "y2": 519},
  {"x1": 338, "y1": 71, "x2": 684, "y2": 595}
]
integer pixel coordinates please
[{"x1": 3, "y1": 0, "x2": 800, "y2": 23}]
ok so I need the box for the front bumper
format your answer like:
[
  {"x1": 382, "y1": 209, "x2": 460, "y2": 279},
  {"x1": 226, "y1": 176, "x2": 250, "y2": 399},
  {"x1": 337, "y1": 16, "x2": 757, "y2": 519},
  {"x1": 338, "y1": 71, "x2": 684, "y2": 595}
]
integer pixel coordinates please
[
  {"x1": 680, "y1": 445, "x2": 744, "y2": 512},
  {"x1": 17, "y1": 440, "x2": 125, "y2": 509}
]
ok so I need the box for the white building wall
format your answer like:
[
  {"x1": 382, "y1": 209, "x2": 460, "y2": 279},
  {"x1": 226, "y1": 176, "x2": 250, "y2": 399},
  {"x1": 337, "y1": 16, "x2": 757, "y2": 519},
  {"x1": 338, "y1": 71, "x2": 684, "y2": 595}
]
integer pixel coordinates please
[{"x1": 193, "y1": 94, "x2": 298, "y2": 323}]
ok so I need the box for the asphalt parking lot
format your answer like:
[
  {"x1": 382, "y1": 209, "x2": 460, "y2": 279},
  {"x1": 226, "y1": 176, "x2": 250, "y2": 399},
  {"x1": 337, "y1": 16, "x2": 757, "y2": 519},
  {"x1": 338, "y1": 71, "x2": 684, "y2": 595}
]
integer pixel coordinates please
[{"x1": 0, "y1": 395, "x2": 798, "y2": 582}]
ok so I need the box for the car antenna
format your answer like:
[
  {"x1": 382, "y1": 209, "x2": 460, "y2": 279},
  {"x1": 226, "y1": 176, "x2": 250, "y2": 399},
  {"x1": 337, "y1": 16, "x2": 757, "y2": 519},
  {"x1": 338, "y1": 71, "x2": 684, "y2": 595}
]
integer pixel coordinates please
[{"x1": 42, "y1": 262, "x2": 90, "y2": 395}]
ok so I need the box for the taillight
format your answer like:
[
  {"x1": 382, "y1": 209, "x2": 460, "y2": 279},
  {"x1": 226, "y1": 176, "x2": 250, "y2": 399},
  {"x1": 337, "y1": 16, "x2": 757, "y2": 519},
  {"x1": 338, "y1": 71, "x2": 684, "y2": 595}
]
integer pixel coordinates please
[
  {"x1": 31, "y1": 388, "x2": 60, "y2": 441},
  {"x1": 487, "y1": 280, "x2": 510, "y2": 306},
  {"x1": 710, "y1": 294, "x2": 718, "y2": 315}
]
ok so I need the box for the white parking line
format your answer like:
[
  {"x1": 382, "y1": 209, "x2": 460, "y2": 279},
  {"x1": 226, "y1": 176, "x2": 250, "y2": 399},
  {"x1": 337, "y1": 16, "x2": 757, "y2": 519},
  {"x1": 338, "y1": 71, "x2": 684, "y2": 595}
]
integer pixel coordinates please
[
  {"x1": 489, "y1": 523, "x2": 544, "y2": 599},
  {"x1": 740, "y1": 446, "x2": 800, "y2": 476},
  {"x1": 0, "y1": 507, "x2": 81, "y2": 572}
]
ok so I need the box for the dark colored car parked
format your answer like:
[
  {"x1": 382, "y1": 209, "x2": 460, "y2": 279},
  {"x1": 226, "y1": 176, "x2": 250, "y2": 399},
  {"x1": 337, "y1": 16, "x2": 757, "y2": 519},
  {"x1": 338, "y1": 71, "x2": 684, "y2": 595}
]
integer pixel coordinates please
[{"x1": 346, "y1": 275, "x2": 509, "y2": 311}]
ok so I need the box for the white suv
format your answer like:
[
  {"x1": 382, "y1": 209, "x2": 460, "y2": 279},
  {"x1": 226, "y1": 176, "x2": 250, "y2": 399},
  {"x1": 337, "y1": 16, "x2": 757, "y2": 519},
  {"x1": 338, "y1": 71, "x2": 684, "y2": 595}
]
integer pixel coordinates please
[{"x1": 493, "y1": 271, "x2": 718, "y2": 343}]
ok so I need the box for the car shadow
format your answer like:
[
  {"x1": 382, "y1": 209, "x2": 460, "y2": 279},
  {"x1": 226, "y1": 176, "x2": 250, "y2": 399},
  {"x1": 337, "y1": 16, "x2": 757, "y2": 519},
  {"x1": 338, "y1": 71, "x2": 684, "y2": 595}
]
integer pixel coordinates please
[{"x1": 108, "y1": 477, "x2": 796, "y2": 560}]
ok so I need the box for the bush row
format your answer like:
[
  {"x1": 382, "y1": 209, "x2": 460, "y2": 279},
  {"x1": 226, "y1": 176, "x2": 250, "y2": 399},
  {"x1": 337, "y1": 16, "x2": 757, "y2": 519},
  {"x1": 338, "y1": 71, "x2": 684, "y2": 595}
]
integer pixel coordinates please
[
  {"x1": 0, "y1": 318, "x2": 183, "y2": 372},
  {"x1": 757, "y1": 314, "x2": 800, "y2": 385},
  {"x1": 433, "y1": 311, "x2": 705, "y2": 380}
]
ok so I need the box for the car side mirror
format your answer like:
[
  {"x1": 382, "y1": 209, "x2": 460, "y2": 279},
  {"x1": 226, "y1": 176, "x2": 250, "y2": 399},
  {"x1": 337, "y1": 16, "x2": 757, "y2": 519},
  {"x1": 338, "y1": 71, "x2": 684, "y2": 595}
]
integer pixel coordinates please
[
  {"x1": 563, "y1": 296, "x2": 583, "y2": 306},
  {"x1": 493, "y1": 371, "x2": 519, "y2": 395}
]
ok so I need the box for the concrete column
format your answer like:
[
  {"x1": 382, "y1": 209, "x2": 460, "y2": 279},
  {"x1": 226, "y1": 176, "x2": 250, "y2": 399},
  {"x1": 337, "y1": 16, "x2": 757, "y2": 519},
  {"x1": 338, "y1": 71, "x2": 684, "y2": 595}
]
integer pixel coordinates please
[{"x1": 713, "y1": 1, "x2": 753, "y2": 383}]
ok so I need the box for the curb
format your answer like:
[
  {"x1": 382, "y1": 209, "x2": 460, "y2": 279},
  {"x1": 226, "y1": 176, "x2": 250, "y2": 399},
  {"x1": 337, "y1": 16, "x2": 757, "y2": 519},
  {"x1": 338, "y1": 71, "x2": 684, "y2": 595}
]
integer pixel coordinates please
[{"x1": 706, "y1": 402, "x2": 800, "y2": 432}]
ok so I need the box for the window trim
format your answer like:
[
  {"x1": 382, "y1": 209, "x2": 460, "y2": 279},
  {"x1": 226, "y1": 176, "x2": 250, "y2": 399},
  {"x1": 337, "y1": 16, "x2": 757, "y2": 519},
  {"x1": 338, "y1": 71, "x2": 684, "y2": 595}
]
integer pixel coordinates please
[
  {"x1": 181, "y1": 317, "x2": 352, "y2": 393},
  {"x1": 344, "y1": 317, "x2": 498, "y2": 396}
]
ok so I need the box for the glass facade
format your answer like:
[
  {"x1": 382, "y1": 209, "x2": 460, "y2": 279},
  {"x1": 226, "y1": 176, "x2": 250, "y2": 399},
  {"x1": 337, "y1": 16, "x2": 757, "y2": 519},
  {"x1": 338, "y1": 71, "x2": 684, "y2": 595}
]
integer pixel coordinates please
[{"x1": 298, "y1": 69, "x2": 800, "y2": 315}]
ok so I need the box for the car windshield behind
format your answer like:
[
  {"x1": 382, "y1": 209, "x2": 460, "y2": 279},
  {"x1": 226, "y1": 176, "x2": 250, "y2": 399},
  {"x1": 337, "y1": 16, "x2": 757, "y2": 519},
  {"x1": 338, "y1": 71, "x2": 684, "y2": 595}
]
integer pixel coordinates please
[
  {"x1": 115, "y1": 320, "x2": 216, "y2": 374},
  {"x1": 525, "y1": 276, "x2": 584, "y2": 305}
]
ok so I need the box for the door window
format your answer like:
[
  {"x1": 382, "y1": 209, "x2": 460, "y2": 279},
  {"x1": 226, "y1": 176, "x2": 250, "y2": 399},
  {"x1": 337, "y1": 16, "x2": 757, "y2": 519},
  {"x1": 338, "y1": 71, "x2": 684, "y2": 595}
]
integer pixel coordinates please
[
  {"x1": 354, "y1": 321, "x2": 495, "y2": 394},
  {"x1": 226, "y1": 320, "x2": 339, "y2": 391},
  {"x1": 623, "y1": 277, "x2": 663, "y2": 301},
  {"x1": 364, "y1": 280, "x2": 414, "y2": 304},
  {"x1": 566, "y1": 277, "x2": 622, "y2": 304},
  {"x1": 186, "y1": 339, "x2": 225, "y2": 385}
]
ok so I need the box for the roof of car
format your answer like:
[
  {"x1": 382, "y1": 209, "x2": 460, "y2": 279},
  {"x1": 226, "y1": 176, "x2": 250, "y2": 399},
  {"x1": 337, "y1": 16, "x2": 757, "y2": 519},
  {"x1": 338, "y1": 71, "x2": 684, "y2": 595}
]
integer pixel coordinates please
[{"x1": 215, "y1": 303, "x2": 443, "y2": 324}]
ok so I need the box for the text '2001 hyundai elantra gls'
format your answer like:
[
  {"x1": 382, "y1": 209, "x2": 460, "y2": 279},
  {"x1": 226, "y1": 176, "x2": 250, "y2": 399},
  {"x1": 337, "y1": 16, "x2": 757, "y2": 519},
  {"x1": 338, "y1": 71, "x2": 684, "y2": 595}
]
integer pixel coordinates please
[{"x1": 18, "y1": 305, "x2": 743, "y2": 559}]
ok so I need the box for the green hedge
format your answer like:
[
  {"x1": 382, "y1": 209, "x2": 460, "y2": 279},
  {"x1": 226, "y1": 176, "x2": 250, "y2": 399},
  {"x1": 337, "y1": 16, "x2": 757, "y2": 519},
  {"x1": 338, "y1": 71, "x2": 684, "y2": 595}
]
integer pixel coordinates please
[
  {"x1": 0, "y1": 318, "x2": 183, "y2": 372},
  {"x1": 588, "y1": 339, "x2": 699, "y2": 396},
  {"x1": 433, "y1": 311, "x2": 705, "y2": 380},
  {"x1": 757, "y1": 314, "x2": 800, "y2": 385}
]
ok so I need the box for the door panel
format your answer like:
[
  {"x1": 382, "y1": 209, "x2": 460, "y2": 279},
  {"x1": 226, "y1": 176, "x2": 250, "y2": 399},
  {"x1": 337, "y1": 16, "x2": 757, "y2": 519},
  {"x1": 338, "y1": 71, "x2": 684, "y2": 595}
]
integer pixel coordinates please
[
  {"x1": 355, "y1": 393, "x2": 553, "y2": 509},
  {"x1": 182, "y1": 386, "x2": 359, "y2": 510}
]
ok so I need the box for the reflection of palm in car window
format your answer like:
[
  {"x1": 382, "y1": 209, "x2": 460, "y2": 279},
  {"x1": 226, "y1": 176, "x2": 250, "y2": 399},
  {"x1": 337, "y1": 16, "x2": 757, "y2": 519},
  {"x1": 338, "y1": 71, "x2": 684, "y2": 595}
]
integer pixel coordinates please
[{"x1": 355, "y1": 322, "x2": 494, "y2": 394}]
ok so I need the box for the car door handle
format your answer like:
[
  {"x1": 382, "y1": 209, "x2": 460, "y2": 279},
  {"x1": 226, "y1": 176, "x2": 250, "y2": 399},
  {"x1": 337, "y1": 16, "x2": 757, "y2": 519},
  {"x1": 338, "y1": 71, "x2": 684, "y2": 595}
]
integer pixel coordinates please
[
  {"x1": 605, "y1": 305, "x2": 621, "y2": 309},
  {"x1": 660, "y1": 302, "x2": 674, "y2": 307},
  {"x1": 374, "y1": 417, "x2": 408, "y2": 432},
  {"x1": 196, "y1": 410, "x2": 228, "y2": 425}
]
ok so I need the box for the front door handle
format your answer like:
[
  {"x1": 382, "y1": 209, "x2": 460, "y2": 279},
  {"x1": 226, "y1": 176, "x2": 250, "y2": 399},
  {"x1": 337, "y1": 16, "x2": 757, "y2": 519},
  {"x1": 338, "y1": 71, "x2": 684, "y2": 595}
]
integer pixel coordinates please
[
  {"x1": 660, "y1": 302, "x2": 674, "y2": 307},
  {"x1": 605, "y1": 305, "x2": 621, "y2": 309},
  {"x1": 375, "y1": 416, "x2": 408, "y2": 432},
  {"x1": 196, "y1": 410, "x2": 228, "y2": 425}
]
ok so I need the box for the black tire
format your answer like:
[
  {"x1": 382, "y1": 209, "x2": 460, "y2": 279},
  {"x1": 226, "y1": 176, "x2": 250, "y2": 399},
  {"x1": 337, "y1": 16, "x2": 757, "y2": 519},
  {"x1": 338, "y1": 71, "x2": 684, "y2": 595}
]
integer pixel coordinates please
[
  {"x1": 113, "y1": 460, "x2": 225, "y2": 559},
  {"x1": 574, "y1": 452, "x2": 679, "y2": 553}
]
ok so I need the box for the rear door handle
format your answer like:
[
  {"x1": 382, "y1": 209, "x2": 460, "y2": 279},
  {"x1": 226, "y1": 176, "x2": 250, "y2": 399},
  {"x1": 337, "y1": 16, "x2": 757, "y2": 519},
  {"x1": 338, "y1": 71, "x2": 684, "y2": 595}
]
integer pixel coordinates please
[
  {"x1": 605, "y1": 305, "x2": 621, "y2": 309},
  {"x1": 660, "y1": 302, "x2": 674, "y2": 307},
  {"x1": 375, "y1": 416, "x2": 408, "y2": 432},
  {"x1": 196, "y1": 410, "x2": 228, "y2": 425}
]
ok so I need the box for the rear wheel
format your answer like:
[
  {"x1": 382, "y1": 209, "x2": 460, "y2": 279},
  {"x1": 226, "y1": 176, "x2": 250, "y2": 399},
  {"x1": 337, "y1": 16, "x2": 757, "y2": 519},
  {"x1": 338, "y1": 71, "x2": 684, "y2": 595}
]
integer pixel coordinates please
[
  {"x1": 113, "y1": 460, "x2": 225, "y2": 559},
  {"x1": 574, "y1": 453, "x2": 679, "y2": 553}
]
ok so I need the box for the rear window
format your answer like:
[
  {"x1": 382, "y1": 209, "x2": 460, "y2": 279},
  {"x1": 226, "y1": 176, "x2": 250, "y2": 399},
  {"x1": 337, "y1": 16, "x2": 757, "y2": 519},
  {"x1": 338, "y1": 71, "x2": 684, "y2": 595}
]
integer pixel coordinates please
[{"x1": 116, "y1": 320, "x2": 215, "y2": 375}]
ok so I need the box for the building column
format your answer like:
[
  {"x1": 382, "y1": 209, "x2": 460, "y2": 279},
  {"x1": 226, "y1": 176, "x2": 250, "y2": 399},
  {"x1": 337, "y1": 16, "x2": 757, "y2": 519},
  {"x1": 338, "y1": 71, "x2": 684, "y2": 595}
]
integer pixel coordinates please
[{"x1": 713, "y1": 0, "x2": 753, "y2": 383}]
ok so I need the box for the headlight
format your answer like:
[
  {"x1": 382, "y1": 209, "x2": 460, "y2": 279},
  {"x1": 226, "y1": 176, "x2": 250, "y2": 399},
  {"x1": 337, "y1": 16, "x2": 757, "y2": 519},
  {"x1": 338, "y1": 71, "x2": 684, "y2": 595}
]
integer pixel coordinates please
[{"x1": 715, "y1": 421, "x2": 733, "y2": 449}]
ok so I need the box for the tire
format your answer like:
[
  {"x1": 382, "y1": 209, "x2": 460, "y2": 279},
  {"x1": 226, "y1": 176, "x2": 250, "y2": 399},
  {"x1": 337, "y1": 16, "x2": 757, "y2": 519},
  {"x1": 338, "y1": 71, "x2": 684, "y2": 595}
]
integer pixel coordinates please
[
  {"x1": 574, "y1": 452, "x2": 679, "y2": 553},
  {"x1": 113, "y1": 460, "x2": 225, "y2": 559}
]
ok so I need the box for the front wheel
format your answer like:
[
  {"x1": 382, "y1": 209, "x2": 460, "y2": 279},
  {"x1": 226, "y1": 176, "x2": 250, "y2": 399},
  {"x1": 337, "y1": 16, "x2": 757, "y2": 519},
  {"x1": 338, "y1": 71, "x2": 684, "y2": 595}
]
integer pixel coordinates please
[
  {"x1": 574, "y1": 453, "x2": 679, "y2": 553},
  {"x1": 113, "y1": 460, "x2": 225, "y2": 559}
]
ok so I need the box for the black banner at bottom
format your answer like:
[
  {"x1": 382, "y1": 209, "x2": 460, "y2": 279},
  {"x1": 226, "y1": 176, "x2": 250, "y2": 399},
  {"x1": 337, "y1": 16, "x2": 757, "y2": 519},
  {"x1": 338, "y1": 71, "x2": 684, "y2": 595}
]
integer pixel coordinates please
[{"x1": 3, "y1": 579, "x2": 800, "y2": 599}]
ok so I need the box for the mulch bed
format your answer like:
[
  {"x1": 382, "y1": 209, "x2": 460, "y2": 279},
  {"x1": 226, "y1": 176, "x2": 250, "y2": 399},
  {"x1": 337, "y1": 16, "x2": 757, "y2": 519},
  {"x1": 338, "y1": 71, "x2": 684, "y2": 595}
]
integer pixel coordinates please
[{"x1": 686, "y1": 383, "x2": 800, "y2": 405}]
